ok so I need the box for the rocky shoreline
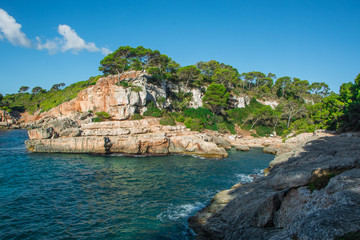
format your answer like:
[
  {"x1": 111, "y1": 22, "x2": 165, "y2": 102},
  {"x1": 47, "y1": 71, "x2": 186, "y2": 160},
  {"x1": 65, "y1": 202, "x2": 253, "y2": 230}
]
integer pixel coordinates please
[
  {"x1": 25, "y1": 117, "x2": 233, "y2": 158},
  {"x1": 188, "y1": 132, "x2": 360, "y2": 239}
]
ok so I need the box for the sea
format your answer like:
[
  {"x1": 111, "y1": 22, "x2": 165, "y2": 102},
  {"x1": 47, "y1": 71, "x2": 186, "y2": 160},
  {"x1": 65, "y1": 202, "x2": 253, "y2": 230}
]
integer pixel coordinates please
[{"x1": 0, "y1": 130, "x2": 274, "y2": 239}]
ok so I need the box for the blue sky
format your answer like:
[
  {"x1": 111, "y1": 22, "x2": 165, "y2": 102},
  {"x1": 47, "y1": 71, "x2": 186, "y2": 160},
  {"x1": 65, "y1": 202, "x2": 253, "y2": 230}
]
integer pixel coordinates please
[{"x1": 0, "y1": 0, "x2": 359, "y2": 94}]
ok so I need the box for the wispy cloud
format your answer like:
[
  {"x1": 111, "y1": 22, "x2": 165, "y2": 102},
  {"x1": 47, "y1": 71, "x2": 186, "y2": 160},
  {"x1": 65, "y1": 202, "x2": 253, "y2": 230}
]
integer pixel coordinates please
[
  {"x1": 0, "y1": 8, "x2": 111, "y2": 55},
  {"x1": 36, "y1": 24, "x2": 112, "y2": 55},
  {"x1": 0, "y1": 9, "x2": 31, "y2": 47}
]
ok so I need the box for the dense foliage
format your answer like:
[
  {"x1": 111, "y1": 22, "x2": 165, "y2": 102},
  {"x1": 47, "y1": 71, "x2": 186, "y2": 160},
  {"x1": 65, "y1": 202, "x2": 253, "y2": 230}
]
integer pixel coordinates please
[
  {"x1": 1, "y1": 76, "x2": 101, "y2": 114},
  {"x1": 1, "y1": 45, "x2": 359, "y2": 136}
]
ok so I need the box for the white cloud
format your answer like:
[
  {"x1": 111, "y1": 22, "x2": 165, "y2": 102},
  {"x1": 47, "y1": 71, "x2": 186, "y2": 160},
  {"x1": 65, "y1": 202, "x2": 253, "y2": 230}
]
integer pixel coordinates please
[
  {"x1": 36, "y1": 36, "x2": 60, "y2": 54},
  {"x1": 101, "y1": 47, "x2": 112, "y2": 55},
  {"x1": 58, "y1": 24, "x2": 98, "y2": 53},
  {"x1": 0, "y1": 8, "x2": 111, "y2": 55},
  {"x1": 36, "y1": 24, "x2": 112, "y2": 55},
  {"x1": 0, "y1": 8, "x2": 31, "y2": 47}
]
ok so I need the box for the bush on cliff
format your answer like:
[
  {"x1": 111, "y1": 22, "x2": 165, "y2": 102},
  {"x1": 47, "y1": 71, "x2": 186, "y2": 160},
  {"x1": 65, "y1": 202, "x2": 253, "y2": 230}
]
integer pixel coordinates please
[
  {"x1": 160, "y1": 115, "x2": 176, "y2": 126},
  {"x1": 131, "y1": 113, "x2": 144, "y2": 120},
  {"x1": 184, "y1": 117, "x2": 204, "y2": 131},
  {"x1": 143, "y1": 102, "x2": 162, "y2": 118},
  {"x1": 95, "y1": 111, "x2": 111, "y2": 119},
  {"x1": 2, "y1": 75, "x2": 101, "y2": 114}
]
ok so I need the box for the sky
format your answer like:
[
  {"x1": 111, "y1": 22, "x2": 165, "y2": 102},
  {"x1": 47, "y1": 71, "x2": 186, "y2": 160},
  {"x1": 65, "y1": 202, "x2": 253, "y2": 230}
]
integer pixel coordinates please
[{"x1": 0, "y1": 0, "x2": 359, "y2": 95}]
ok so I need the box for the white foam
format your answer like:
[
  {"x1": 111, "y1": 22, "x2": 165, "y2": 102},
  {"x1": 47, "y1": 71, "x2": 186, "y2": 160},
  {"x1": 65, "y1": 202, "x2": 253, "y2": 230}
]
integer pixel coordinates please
[
  {"x1": 235, "y1": 174, "x2": 254, "y2": 183},
  {"x1": 157, "y1": 202, "x2": 206, "y2": 222}
]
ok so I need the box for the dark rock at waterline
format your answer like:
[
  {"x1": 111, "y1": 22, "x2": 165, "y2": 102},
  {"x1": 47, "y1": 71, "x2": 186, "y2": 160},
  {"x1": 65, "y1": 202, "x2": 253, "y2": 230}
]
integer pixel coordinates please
[{"x1": 189, "y1": 133, "x2": 360, "y2": 240}]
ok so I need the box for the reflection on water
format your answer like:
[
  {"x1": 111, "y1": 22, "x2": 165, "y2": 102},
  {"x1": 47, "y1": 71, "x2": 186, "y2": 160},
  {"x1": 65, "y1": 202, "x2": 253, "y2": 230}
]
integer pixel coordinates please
[{"x1": 0, "y1": 130, "x2": 274, "y2": 239}]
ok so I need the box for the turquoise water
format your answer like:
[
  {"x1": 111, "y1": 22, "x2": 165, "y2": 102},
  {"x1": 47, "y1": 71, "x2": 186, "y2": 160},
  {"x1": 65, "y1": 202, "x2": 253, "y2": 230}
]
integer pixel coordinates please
[{"x1": 0, "y1": 130, "x2": 273, "y2": 239}]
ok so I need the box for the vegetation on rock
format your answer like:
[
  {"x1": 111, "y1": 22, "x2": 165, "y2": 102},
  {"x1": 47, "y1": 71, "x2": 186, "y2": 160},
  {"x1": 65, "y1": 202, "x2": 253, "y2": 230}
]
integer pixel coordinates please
[{"x1": 1, "y1": 45, "x2": 359, "y2": 136}]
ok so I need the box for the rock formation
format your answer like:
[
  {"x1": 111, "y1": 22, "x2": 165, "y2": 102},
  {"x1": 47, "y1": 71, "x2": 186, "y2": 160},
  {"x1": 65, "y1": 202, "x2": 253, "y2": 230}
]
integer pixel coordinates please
[
  {"x1": 0, "y1": 109, "x2": 21, "y2": 129},
  {"x1": 25, "y1": 118, "x2": 229, "y2": 158},
  {"x1": 189, "y1": 132, "x2": 360, "y2": 239}
]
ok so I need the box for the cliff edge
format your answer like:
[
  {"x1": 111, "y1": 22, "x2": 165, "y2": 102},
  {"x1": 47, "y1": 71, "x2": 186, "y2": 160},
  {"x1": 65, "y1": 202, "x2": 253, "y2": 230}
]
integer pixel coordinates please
[{"x1": 189, "y1": 132, "x2": 360, "y2": 239}]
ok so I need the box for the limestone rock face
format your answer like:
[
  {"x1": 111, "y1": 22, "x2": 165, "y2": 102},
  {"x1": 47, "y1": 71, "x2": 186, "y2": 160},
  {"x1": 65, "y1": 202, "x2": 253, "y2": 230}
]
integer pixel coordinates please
[
  {"x1": 40, "y1": 71, "x2": 169, "y2": 120},
  {"x1": 169, "y1": 135, "x2": 228, "y2": 158},
  {"x1": 228, "y1": 95, "x2": 250, "y2": 108},
  {"x1": 25, "y1": 118, "x2": 229, "y2": 158},
  {"x1": 188, "y1": 88, "x2": 204, "y2": 108},
  {"x1": 0, "y1": 110, "x2": 21, "y2": 129},
  {"x1": 189, "y1": 133, "x2": 360, "y2": 240}
]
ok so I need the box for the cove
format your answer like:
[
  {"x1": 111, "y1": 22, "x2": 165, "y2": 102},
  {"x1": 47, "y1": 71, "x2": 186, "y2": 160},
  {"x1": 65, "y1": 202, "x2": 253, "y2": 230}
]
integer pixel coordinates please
[{"x1": 0, "y1": 130, "x2": 274, "y2": 239}]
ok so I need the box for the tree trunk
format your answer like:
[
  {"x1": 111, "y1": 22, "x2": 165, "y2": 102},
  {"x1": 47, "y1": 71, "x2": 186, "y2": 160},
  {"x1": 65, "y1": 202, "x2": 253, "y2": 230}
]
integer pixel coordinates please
[
  {"x1": 251, "y1": 118, "x2": 259, "y2": 129},
  {"x1": 287, "y1": 115, "x2": 292, "y2": 128},
  {"x1": 116, "y1": 69, "x2": 121, "y2": 82},
  {"x1": 273, "y1": 118, "x2": 278, "y2": 133}
]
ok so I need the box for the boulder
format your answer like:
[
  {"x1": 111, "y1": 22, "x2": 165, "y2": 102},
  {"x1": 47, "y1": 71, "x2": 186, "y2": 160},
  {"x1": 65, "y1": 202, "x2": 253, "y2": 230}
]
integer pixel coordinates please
[{"x1": 234, "y1": 145, "x2": 250, "y2": 151}]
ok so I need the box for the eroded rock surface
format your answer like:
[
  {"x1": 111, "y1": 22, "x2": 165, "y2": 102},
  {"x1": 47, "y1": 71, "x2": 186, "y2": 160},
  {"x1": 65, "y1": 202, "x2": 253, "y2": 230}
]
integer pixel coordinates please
[
  {"x1": 189, "y1": 133, "x2": 360, "y2": 239},
  {"x1": 25, "y1": 118, "x2": 229, "y2": 158}
]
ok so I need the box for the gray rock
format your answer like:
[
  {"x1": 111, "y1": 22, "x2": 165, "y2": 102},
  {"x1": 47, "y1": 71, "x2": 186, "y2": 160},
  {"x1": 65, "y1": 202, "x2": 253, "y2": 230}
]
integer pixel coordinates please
[{"x1": 189, "y1": 134, "x2": 360, "y2": 240}]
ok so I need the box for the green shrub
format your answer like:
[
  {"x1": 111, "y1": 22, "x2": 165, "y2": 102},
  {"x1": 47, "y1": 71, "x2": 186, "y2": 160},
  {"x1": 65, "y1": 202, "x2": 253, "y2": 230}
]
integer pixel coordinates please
[
  {"x1": 183, "y1": 107, "x2": 217, "y2": 131},
  {"x1": 160, "y1": 115, "x2": 176, "y2": 126},
  {"x1": 117, "y1": 81, "x2": 130, "y2": 88},
  {"x1": 3, "y1": 75, "x2": 100, "y2": 114},
  {"x1": 131, "y1": 113, "x2": 144, "y2": 120},
  {"x1": 176, "y1": 115, "x2": 185, "y2": 122},
  {"x1": 151, "y1": 111, "x2": 162, "y2": 118},
  {"x1": 95, "y1": 111, "x2": 111, "y2": 119},
  {"x1": 92, "y1": 117, "x2": 102, "y2": 122},
  {"x1": 157, "y1": 96, "x2": 166, "y2": 104},
  {"x1": 143, "y1": 102, "x2": 162, "y2": 118},
  {"x1": 184, "y1": 117, "x2": 204, "y2": 131},
  {"x1": 131, "y1": 86, "x2": 142, "y2": 92}
]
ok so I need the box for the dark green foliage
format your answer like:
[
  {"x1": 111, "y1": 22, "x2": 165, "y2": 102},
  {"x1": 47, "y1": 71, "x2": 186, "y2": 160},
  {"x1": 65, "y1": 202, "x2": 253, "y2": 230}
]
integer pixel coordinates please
[
  {"x1": 2, "y1": 75, "x2": 101, "y2": 114},
  {"x1": 202, "y1": 84, "x2": 230, "y2": 114},
  {"x1": 183, "y1": 108, "x2": 218, "y2": 131},
  {"x1": 131, "y1": 86, "x2": 142, "y2": 92},
  {"x1": 143, "y1": 102, "x2": 162, "y2": 118},
  {"x1": 131, "y1": 113, "x2": 144, "y2": 120},
  {"x1": 116, "y1": 80, "x2": 143, "y2": 92},
  {"x1": 18, "y1": 86, "x2": 29, "y2": 93},
  {"x1": 160, "y1": 115, "x2": 176, "y2": 126},
  {"x1": 117, "y1": 81, "x2": 131, "y2": 88},
  {"x1": 227, "y1": 98, "x2": 264, "y2": 124},
  {"x1": 92, "y1": 117, "x2": 102, "y2": 122},
  {"x1": 99, "y1": 46, "x2": 179, "y2": 83},
  {"x1": 176, "y1": 115, "x2": 185, "y2": 122},
  {"x1": 177, "y1": 65, "x2": 201, "y2": 88},
  {"x1": 95, "y1": 111, "x2": 111, "y2": 119},
  {"x1": 184, "y1": 117, "x2": 204, "y2": 131},
  {"x1": 50, "y1": 83, "x2": 65, "y2": 91}
]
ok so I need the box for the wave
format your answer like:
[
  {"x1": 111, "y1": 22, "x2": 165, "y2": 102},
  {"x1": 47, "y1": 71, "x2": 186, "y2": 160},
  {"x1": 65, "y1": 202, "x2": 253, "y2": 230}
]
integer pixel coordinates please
[
  {"x1": 235, "y1": 169, "x2": 265, "y2": 184},
  {"x1": 235, "y1": 173, "x2": 254, "y2": 183},
  {"x1": 157, "y1": 202, "x2": 206, "y2": 223}
]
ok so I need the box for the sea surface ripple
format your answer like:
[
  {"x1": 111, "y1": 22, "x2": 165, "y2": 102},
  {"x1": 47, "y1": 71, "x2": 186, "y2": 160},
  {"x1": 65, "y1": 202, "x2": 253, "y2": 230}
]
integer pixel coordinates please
[{"x1": 0, "y1": 130, "x2": 273, "y2": 239}]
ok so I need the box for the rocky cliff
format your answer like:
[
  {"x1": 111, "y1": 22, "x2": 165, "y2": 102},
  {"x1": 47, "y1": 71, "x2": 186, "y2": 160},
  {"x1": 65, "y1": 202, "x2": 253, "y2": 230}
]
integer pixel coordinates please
[
  {"x1": 0, "y1": 109, "x2": 21, "y2": 129},
  {"x1": 25, "y1": 117, "x2": 230, "y2": 158},
  {"x1": 18, "y1": 70, "x2": 251, "y2": 124},
  {"x1": 189, "y1": 132, "x2": 360, "y2": 239}
]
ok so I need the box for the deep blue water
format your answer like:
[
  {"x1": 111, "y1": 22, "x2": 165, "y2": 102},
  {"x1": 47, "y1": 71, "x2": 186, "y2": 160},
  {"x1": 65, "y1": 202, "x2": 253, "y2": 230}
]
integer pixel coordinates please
[{"x1": 0, "y1": 130, "x2": 274, "y2": 239}]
